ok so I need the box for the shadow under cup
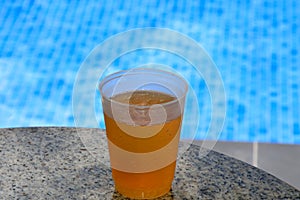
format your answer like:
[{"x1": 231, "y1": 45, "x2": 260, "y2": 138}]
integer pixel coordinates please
[{"x1": 99, "y1": 68, "x2": 188, "y2": 199}]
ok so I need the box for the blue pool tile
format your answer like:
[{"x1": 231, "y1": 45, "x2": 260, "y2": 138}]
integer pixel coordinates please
[
  {"x1": 271, "y1": 136, "x2": 279, "y2": 143},
  {"x1": 63, "y1": 95, "x2": 71, "y2": 105},
  {"x1": 0, "y1": 95, "x2": 5, "y2": 104},
  {"x1": 292, "y1": 84, "x2": 298, "y2": 90},
  {"x1": 259, "y1": 126, "x2": 268, "y2": 134},
  {"x1": 294, "y1": 124, "x2": 300, "y2": 135},
  {"x1": 291, "y1": 49, "x2": 298, "y2": 56},
  {"x1": 270, "y1": 92, "x2": 277, "y2": 97},
  {"x1": 292, "y1": 23, "x2": 297, "y2": 33},
  {"x1": 237, "y1": 104, "x2": 246, "y2": 123},
  {"x1": 56, "y1": 79, "x2": 65, "y2": 90}
]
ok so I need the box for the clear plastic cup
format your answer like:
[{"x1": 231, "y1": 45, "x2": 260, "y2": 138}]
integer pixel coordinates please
[{"x1": 99, "y1": 68, "x2": 188, "y2": 199}]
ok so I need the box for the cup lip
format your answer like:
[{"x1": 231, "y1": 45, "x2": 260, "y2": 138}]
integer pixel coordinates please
[{"x1": 98, "y1": 68, "x2": 188, "y2": 109}]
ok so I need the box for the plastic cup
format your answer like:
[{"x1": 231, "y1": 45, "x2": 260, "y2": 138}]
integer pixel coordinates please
[{"x1": 99, "y1": 68, "x2": 188, "y2": 199}]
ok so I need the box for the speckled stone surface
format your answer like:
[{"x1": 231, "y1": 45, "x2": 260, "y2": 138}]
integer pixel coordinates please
[{"x1": 0, "y1": 127, "x2": 299, "y2": 199}]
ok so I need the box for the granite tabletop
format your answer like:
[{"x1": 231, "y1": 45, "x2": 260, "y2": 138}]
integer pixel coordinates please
[{"x1": 0, "y1": 127, "x2": 299, "y2": 199}]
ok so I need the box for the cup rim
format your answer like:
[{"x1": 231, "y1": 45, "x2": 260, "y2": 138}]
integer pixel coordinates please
[{"x1": 98, "y1": 68, "x2": 188, "y2": 109}]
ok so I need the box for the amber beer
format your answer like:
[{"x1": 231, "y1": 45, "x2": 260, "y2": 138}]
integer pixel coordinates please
[{"x1": 99, "y1": 69, "x2": 187, "y2": 199}]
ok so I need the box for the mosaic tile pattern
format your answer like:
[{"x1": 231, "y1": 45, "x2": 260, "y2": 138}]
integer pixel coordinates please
[{"x1": 0, "y1": 0, "x2": 299, "y2": 143}]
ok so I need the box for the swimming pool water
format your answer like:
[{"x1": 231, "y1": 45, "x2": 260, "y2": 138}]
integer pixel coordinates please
[{"x1": 0, "y1": 0, "x2": 299, "y2": 144}]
